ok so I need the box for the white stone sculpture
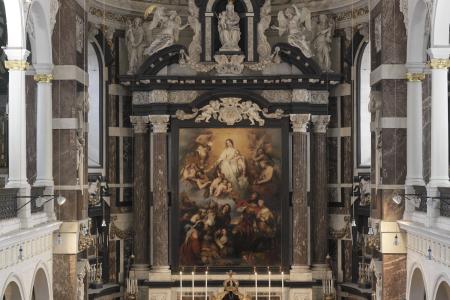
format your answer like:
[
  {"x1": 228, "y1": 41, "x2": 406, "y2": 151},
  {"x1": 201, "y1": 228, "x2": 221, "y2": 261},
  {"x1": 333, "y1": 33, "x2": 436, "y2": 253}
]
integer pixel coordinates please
[
  {"x1": 313, "y1": 14, "x2": 334, "y2": 71},
  {"x1": 257, "y1": 0, "x2": 272, "y2": 61},
  {"x1": 272, "y1": 5, "x2": 313, "y2": 58},
  {"x1": 214, "y1": 54, "x2": 245, "y2": 75},
  {"x1": 144, "y1": 7, "x2": 188, "y2": 57},
  {"x1": 126, "y1": 18, "x2": 145, "y2": 74},
  {"x1": 187, "y1": 0, "x2": 202, "y2": 63},
  {"x1": 218, "y1": 0, "x2": 241, "y2": 52}
]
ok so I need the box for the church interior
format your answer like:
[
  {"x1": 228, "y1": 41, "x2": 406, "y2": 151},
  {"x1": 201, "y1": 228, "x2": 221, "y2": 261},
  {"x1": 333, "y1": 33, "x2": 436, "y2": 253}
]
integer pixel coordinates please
[{"x1": 0, "y1": 0, "x2": 449, "y2": 299}]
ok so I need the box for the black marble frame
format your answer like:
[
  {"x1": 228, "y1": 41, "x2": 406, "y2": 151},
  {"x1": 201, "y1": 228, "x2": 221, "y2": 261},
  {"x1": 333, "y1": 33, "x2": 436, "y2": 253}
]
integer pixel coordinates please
[{"x1": 170, "y1": 117, "x2": 291, "y2": 273}]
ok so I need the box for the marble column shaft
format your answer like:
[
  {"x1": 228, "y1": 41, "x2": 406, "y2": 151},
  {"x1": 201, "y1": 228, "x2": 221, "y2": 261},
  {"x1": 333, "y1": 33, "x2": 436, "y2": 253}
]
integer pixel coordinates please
[
  {"x1": 311, "y1": 115, "x2": 330, "y2": 267},
  {"x1": 149, "y1": 115, "x2": 170, "y2": 270},
  {"x1": 290, "y1": 114, "x2": 310, "y2": 268},
  {"x1": 131, "y1": 116, "x2": 150, "y2": 268}
]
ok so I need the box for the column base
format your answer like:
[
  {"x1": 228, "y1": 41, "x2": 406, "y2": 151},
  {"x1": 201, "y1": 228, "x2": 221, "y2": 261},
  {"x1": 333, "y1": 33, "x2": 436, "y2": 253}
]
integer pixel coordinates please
[
  {"x1": 290, "y1": 265, "x2": 312, "y2": 281},
  {"x1": 405, "y1": 178, "x2": 425, "y2": 187},
  {"x1": 131, "y1": 264, "x2": 150, "y2": 280},
  {"x1": 427, "y1": 178, "x2": 450, "y2": 190},
  {"x1": 311, "y1": 264, "x2": 330, "y2": 280},
  {"x1": 33, "y1": 179, "x2": 55, "y2": 187},
  {"x1": 5, "y1": 180, "x2": 29, "y2": 189},
  {"x1": 149, "y1": 266, "x2": 172, "y2": 281}
]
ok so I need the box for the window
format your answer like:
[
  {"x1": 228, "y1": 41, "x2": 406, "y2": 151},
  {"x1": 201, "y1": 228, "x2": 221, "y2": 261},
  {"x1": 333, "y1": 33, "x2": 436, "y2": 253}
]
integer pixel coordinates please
[
  {"x1": 87, "y1": 42, "x2": 103, "y2": 168},
  {"x1": 357, "y1": 43, "x2": 371, "y2": 167}
]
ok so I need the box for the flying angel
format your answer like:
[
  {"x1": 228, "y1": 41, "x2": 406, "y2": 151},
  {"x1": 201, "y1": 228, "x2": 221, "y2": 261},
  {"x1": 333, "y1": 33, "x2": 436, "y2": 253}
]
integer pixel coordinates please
[
  {"x1": 271, "y1": 5, "x2": 313, "y2": 58},
  {"x1": 143, "y1": 7, "x2": 188, "y2": 56}
]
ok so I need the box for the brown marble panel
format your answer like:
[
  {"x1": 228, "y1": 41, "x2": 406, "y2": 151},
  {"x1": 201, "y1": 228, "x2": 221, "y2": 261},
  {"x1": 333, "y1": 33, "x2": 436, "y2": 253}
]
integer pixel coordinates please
[
  {"x1": 53, "y1": 254, "x2": 77, "y2": 299},
  {"x1": 109, "y1": 241, "x2": 117, "y2": 282},
  {"x1": 52, "y1": 0, "x2": 87, "y2": 69},
  {"x1": 341, "y1": 96, "x2": 353, "y2": 128},
  {"x1": 292, "y1": 132, "x2": 308, "y2": 266},
  {"x1": 381, "y1": 80, "x2": 407, "y2": 118},
  {"x1": 26, "y1": 76, "x2": 36, "y2": 183},
  {"x1": 311, "y1": 132, "x2": 328, "y2": 265},
  {"x1": 380, "y1": 0, "x2": 407, "y2": 65},
  {"x1": 343, "y1": 240, "x2": 352, "y2": 282},
  {"x1": 133, "y1": 132, "x2": 149, "y2": 266},
  {"x1": 53, "y1": 130, "x2": 78, "y2": 186},
  {"x1": 328, "y1": 97, "x2": 338, "y2": 128},
  {"x1": 341, "y1": 136, "x2": 353, "y2": 184},
  {"x1": 382, "y1": 254, "x2": 406, "y2": 300},
  {"x1": 381, "y1": 188, "x2": 404, "y2": 221},
  {"x1": 380, "y1": 128, "x2": 406, "y2": 185},
  {"x1": 328, "y1": 137, "x2": 338, "y2": 184},
  {"x1": 52, "y1": 81, "x2": 78, "y2": 118},
  {"x1": 152, "y1": 133, "x2": 169, "y2": 267}
]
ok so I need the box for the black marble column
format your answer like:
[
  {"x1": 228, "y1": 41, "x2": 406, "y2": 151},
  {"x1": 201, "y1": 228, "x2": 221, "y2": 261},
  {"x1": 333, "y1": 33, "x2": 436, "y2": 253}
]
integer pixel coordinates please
[
  {"x1": 290, "y1": 114, "x2": 311, "y2": 271},
  {"x1": 149, "y1": 115, "x2": 170, "y2": 273},
  {"x1": 311, "y1": 115, "x2": 331, "y2": 270},
  {"x1": 130, "y1": 116, "x2": 150, "y2": 274}
]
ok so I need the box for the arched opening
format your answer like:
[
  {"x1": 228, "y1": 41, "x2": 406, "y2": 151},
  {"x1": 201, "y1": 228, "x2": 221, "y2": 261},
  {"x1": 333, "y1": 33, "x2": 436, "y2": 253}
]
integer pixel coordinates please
[
  {"x1": 435, "y1": 281, "x2": 450, "y2": 300},
  {"x1": 409, "y1": 268, "x2": 427, "y2": 300},
  {"x1": 356, "y1": 42, "x2": 371, "y2": 167},
  {"x1": 2, "y1": 281, "x2": 22, "y2": 300},
  {"x1": 31, "y1": 268, "x2": 50, "y2": 300},
  {"x1": 87, "y1": 42, "x2": 104, "y2": 169}
]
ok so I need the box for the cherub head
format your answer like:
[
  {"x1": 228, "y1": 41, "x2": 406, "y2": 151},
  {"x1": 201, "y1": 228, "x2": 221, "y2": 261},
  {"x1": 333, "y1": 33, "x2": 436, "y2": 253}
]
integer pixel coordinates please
[
  {"x1": 285, "y1": 7, "x2": 295, "y2": 19},
  {"x1": 134, "y1": 17, "x2": 142, "y2": 27}
]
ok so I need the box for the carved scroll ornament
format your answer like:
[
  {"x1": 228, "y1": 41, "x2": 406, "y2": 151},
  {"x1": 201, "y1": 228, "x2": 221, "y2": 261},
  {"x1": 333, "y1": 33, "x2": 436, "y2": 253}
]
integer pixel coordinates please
[{"x1": 176, "y1": 97, "x2": 286, "y2": 126}]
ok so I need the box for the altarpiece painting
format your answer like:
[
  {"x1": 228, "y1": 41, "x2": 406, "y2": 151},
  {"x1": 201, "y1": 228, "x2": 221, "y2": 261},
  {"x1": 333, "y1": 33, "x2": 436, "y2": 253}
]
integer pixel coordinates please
[{"x1": 172, "y1": 125, "x2": 288, "y2": 269}]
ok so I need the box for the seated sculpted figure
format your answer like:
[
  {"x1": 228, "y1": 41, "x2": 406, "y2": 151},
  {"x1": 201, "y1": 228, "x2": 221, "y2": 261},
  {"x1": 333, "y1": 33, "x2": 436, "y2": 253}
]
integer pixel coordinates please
[{"x1": 218, "y1": 0, "x2": 241, "y2": 52}]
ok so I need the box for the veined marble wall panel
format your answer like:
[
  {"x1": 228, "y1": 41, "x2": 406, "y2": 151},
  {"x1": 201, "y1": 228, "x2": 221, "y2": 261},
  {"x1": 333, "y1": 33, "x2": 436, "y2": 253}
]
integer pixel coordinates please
[
  {"x1": 26, "y1": 75, "x2": 37, "y2": 184},
  {"x1": 422, "y1": 75, "x2": 431, "y2": 183}
]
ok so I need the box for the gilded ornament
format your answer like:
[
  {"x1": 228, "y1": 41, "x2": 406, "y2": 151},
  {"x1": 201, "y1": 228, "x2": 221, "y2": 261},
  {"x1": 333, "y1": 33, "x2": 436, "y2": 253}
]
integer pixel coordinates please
[
  {"x1": 4, "y1": 60, "x2": 29, "y2": 71},
  {"x1": 405, "y1": 72, "x2": 425, "y2": 82},
  {"x1": 429, "y1": 58, "x2": 450, "y2": 69},
  {"x1": 34, "y1": 73, "x2": 53, "y2": 83}
]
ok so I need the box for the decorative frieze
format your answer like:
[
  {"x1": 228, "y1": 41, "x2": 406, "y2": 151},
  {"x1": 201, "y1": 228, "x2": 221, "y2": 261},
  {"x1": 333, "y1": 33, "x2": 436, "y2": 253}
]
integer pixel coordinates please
[
  {"x1": 176, "y1": 98, "x2": 286, "y2": 126},
  {"x1": 260, "y1": 90, "x2": 292, "y2": 103},
  {"x1": 132, "y1": 90, "x2": 169, "y2": 105},
  {"x1": 293, "y1": 89, "x2": 311, "y2": 103},
  {"x1": 310, "y1": 91, "x2": 329, "y2": 104},
  {"x1": 149, "y1": 115, "x2": 170, "y2": 133}
]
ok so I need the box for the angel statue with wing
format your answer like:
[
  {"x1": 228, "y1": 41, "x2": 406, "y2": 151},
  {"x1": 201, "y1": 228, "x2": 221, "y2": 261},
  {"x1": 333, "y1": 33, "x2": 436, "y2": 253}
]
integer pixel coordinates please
[
  {"x1": 272, "y1": 4, "x2": 313, "y2": 58},
  {"x1": 143, "y1": 6, "x2": 189, "y2": 57}
]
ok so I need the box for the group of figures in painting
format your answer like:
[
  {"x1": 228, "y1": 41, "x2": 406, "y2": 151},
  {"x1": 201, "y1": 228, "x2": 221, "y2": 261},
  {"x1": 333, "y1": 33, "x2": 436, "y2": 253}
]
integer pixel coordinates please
[
  {"x1": 126, "y1": 0, "x2": 335, "y2": 74},
  {"x1": 177, "y1": 128, "x2": 283, "y2": 267}
]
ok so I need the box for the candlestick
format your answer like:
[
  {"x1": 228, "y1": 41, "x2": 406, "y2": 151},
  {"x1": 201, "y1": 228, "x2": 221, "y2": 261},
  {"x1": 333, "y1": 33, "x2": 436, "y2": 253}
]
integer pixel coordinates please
[
  {"x1": 281, "y1": 271, "x2": 284, "y2": 300},
  {"x1": 254, "y1": 270, "x2": 258, "y2": 300},
  {"x1": 192, "y1": 271, "x2": 195, "y2": 300},
  {"x1": 205, "y1": 270, "x2": 208, "y2": 300},
  {"x1": 268, "y1": 269, "x2": 271, "y2": 300},
  {"x1": 180, "y1": 271, "x2": 183, "y2": 300}
]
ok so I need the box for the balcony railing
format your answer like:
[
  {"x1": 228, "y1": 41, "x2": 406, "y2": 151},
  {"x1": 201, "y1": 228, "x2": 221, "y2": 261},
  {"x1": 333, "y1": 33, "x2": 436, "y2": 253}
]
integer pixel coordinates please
[
  {"x1": 0, "y1": 188, "x2": 17, "y2": 220},
  {"x1": 440, "y1": 200, "x2": 450, "y2": 217}
]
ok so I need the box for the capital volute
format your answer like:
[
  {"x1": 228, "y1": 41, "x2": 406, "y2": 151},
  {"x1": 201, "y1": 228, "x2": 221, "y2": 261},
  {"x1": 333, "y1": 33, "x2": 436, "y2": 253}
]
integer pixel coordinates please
[
  {"x1": 148, "y1": 115, "x2": 170, "y2": 133},
  {"x1": 311, "y1": 115, "x2": 331, "y2": 133},
  {"x1": 34, "y1": 73, "x2": 54, "y2": 83},
  {"x1": 4, "y1": 60, "x2": 29, "y2": 71},
  {"x1": 130, "y1": 115, "x2": 149, "y2": 134},
  {"x1": 290, "y1": 114, "x2": 310, "y2": 133}
]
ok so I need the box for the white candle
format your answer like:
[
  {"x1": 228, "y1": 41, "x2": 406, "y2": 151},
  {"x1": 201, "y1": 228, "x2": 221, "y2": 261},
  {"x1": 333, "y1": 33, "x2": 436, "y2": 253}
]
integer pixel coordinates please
[
  {"x1": 180, "y1": 271, "x2": 183, "y2": 300},
  {"x1": 205, "y1": 271, "x2": 208, "y2": 300},
  {"x1": 192, "y1": 271, "x2": 195, "y2": 300},
  {"x1": 281, "y1": 271, "x2": 284, "y2": 300},
  {"x1": 268, "y1": 270, "x2": 271, "y2": 300},
  {"x1": 255, "y1": 271, "x2": 258, "y2": 300}
]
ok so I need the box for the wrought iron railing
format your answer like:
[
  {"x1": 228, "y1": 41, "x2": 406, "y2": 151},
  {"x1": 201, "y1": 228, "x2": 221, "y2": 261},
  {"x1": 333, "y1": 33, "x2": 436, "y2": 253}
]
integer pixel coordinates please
[
  {"x1": 0, "y1": 188, "x2": 17, "y2": 220},
  {"x1": 440, "y1": 200, "x2": 450, "y2": 217}
]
